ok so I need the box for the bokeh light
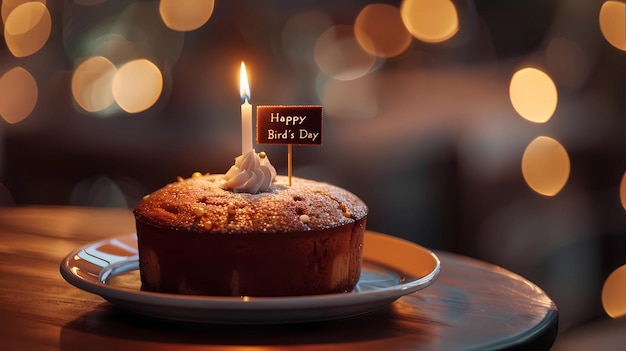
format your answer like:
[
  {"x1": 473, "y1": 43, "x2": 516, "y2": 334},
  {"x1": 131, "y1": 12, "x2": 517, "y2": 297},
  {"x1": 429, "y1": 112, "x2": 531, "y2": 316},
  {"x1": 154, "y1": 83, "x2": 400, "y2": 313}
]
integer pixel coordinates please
[
  {"x1": 1, "y1": 0, "x2": 45, "y2": 23},
  {"x1": 509, "y1": 67, "x2": 558, "y2": 123},
  {"x1": 0, "y1": 67, "x2": 38, "y2": 124},
  {"x1": 4, "y1": 1, "x2": 51, "y2": 57},
  {"x1": 354, "y1": 4, "x2": 412, "y2": 58},
  {"x1": 64, "y1": 1, "x2": 184, "y2": 71},
  {"x1": 118, "y1": 2, "x2": 185, "y2": 65},
  {"x1": 619, "y1": 172, "x2": 626, "y2": 210},
  {"x1": 87, "y1": 34, "x2": 138, "y2": 65},
  {"x1": 599, "y1": 1, "x2": 626, "y2": 51},
  {"x1": 521, "y1": 136, "x2": 570, "y2": 196},
  {"x1": 72, "y1": 56, "x2": 117, "y2": 113},
  {"x1": 400, "y1": 0, "x2": 458, "y2": 43},
  {"x1": 159, "y1": 0, "x2": 214, "y2": 32},
  {"x1": 602, "y1": 264, "x2": 626, "y2": 318},
  {"x1": 112, "y1": 59, "x2": 163, "y2": 114},
  {"x1": 314, "y1": 24, "x2": 376, "y2": 80}
]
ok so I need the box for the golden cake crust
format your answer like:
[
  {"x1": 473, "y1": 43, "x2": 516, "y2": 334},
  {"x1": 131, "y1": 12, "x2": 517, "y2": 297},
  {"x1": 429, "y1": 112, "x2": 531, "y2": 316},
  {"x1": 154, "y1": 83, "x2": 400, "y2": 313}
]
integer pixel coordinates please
[{"x1": 134, "y1": 174, "x2": 368, "y2": 234}]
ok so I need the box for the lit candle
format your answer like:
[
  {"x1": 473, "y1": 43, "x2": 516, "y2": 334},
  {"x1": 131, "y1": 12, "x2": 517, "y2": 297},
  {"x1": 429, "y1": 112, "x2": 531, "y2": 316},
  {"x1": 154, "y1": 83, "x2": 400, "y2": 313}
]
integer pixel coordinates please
[{"x1": 240, "y1": 62, "x2": 252, "y2": 155}]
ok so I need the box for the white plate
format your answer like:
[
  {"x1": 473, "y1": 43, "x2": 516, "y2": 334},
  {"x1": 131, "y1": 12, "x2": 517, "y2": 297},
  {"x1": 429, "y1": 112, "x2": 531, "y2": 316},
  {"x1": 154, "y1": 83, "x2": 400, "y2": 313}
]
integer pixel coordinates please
[{"x1": 60, "y1": 231, "x2": 440, "y2": 324}]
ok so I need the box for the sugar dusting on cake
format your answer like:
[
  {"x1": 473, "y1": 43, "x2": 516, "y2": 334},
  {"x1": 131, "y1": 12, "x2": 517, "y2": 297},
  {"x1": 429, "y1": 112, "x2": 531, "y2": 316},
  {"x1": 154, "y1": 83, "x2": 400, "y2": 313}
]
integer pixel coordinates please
[{"x1": 134, "y1": 174, "x2": 367, "y2": 235}]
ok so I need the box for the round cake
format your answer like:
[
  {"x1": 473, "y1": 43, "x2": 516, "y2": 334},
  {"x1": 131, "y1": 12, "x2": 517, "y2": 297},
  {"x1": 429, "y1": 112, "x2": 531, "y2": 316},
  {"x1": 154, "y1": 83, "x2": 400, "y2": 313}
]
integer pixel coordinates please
[{"x1": 134, "y1": 167, "x2": 367, "y2": 296}]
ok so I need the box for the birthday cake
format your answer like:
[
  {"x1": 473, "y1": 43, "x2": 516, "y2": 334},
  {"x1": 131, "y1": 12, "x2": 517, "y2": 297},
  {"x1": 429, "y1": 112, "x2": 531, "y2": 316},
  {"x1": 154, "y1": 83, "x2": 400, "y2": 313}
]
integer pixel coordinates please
[{"x1": 133, "y1": 150, "x2": 367, "y2": 296}]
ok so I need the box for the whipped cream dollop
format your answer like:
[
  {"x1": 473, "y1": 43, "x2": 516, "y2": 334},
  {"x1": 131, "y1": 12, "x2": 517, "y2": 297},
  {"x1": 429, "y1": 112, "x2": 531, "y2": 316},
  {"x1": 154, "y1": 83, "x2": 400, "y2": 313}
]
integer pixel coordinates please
[{"x1": 222, "y1": 149, "x2": 277, "y2": 193}]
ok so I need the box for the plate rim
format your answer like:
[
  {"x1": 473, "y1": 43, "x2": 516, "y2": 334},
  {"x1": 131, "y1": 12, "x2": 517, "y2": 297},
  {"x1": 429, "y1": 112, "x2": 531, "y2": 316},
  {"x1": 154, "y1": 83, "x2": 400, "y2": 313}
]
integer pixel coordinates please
[{"x1": 60, "y1": 231, "x2": 440, "y2": 322}]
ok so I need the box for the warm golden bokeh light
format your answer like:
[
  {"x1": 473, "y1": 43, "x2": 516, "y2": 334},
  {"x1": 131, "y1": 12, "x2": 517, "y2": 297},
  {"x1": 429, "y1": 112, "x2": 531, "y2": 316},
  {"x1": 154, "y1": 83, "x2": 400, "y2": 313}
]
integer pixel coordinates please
[
  {"x1": 159, "y1": 0, "x2": 214, "y2": 32},
  {"x1": 314, "y1": 24, "x2": 376, "y2": 80},
  {"x1": 509, "y1": 67, "x2": 558, "y2": 123},
  {"x1": 521, "y1": 136, "x2": 570, "y2": 196},
  {"x1": 619, "y1": 172, "x2": 626, "y2": 210},
  {"x1": 112, "y1": 59, "x2": 163, "y2": 114},
  {"x1": 72, "y1": 56, "x2": 117, "y2": 113},
  {"x1": 400, "y1": 0, "x2": 458, "y2": 43},
  {"x1": 88, "y1": 34, "x2": 138, "y2": 65},
  {"x1": 1, "y1": 0, "x2": 45, "y2": 24},
  {"x1": 354, "y1": 4, "x2": 412, "y2": 58},
  {"x1": 602, "y1": 264, "x2": 626, "y2": 318},
  {"x1": 599, "y1": 1, "x2": 626, "y2": 51},
  {"x1": 0, "y1": 67, "x2": 38, "y2": 124},
  {"x1": 4, "y1": 1, "x2": 51, "y2": 57}
]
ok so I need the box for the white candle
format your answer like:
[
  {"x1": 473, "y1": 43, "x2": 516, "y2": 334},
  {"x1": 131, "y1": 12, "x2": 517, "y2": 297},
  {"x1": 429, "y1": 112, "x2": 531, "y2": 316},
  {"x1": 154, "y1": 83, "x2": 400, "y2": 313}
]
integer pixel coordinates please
[{"x1": 240, "y1": 62, "x2": 252, "y2": 155}]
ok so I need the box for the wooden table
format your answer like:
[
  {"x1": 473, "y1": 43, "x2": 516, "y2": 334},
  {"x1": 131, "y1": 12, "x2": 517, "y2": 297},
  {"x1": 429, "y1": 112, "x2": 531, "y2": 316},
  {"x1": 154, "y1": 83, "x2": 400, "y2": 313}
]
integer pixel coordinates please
[{"x1": 0, "y1": 206, "x2": 558, "y2": 350}]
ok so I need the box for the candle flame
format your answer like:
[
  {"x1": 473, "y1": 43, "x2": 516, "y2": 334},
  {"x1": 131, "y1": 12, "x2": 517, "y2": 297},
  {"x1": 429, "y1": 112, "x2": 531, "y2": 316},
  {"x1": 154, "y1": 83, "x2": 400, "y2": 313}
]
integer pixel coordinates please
[{"x1": 240, "y1": 61, "x2": 250, "y2": 102}]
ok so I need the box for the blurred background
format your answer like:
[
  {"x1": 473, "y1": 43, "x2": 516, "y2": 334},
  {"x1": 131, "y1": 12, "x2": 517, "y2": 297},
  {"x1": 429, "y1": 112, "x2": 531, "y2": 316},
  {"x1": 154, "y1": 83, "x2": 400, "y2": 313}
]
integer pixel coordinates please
[{"x1": 1, "y1": 0, "x2": 625, "y2": 347}]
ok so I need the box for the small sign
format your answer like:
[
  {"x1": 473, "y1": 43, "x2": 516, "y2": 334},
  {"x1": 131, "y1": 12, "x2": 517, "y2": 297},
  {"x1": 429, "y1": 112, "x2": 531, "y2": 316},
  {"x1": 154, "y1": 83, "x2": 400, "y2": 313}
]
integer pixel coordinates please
[{"x1": 256, "y1": 105, "x2": 323, "y2": 145}]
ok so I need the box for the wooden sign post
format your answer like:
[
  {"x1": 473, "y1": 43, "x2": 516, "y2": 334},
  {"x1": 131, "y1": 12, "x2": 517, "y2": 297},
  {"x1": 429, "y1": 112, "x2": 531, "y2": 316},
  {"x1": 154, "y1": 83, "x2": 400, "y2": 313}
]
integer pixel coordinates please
[{"x1": 256, "y1": 105, "x2": 323, "y2": 185}]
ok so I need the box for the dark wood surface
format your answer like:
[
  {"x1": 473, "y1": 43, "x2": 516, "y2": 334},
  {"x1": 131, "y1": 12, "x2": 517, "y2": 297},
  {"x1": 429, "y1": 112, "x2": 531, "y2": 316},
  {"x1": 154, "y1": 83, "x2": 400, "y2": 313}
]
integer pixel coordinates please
[{"x1": 0, "y1": 206, "x2": 558, "y2": 350}]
